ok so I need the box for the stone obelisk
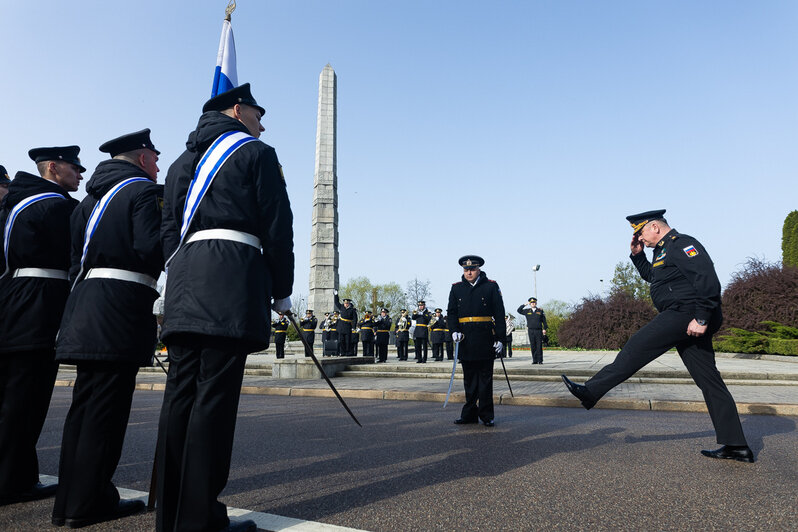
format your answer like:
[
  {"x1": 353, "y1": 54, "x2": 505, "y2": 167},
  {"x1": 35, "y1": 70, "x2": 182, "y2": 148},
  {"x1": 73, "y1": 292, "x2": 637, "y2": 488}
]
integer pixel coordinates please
[{"x1": 308, "y1": 64, "x2": 338, "y2": 317}]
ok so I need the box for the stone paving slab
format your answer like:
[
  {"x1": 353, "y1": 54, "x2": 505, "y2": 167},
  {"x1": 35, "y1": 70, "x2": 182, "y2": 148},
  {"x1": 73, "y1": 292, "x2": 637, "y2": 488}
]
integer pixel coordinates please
[{"x1": 55, "y1": 350, "x2": 798, "y2": 417}]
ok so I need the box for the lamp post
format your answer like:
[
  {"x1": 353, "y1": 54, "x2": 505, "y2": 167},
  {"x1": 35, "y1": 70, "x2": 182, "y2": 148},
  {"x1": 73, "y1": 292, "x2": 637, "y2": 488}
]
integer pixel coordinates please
[{"x1": 532, "y1": 264, "x2": 540, "y2": 300}]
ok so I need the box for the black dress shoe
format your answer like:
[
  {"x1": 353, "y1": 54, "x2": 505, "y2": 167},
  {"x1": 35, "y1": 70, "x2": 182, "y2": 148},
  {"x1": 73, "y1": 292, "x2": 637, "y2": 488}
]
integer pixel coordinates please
[
  {"x1": 454, "y1": 418, "x2": 478, "y2": 425},
  {"x1": 52, "y1": 515, "x2": 66, "y2": 527},
  {"x1": 220, "y1": 519, "x2": 258, "y2": 532},
  {"x1": 64, "y1": 499, "x2": 146, "y2": 528},
  {"x1": 561, "y1": 375, "x2": 597, "y2": 410},
  {"x1": 0, "y1": 482, "x2": 57, "y2": 506},
  {"x1": 701, "y1": 445, "x2": 755, "y2": 463},
  {"x1": 483, "y1": 420, "x2": 495, "y2": 427}
]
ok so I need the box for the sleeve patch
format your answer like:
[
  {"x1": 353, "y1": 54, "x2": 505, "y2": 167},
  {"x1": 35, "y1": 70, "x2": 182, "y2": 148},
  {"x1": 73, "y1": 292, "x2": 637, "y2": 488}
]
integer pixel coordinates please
[{"x1": 683, "y1": 245, "x2": 698, "y2": 257}]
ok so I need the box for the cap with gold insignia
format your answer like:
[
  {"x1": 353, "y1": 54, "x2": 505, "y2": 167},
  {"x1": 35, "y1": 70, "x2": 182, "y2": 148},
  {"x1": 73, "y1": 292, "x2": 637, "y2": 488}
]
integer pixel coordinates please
[
  {"x1": 28, "y1": 146, "x2": 86, "y2": 173},
  {"x1": 342, "y1": 298, "x2": 352, "y2": 303},
  {"x1": 202, "y1": 82, "x2": 266, "y2": 116},
  {"x1": 0, "y1": 165, "x2": 10, "y2": 185},
  {"x1": 417, "y1": 300, "x2": 425, "y2": 305},
  {"x1": 99, "y1": 128, "x2": 160, "y2": 157},
  {"x1": 528, "y1": 297, "x2": 537, "y2": 303},
  {"x1": 306, "y1": 309, "x2": 313, "y2": 314},
  {"x1": 458, "y1": 255, "x2": 484, "y2": 269},
  {"x1": 626, "y1": 209, "x2": 666, "y2": 234},
  {"x1": 381, "y1": 308, "x2": 388, "y2": 313}
]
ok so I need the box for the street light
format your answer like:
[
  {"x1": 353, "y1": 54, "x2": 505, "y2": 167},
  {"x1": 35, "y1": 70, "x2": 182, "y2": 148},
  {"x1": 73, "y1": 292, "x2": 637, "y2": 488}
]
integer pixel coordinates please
[{"x1": 532, "y1": 264, "x2": 541, "y2": 300}]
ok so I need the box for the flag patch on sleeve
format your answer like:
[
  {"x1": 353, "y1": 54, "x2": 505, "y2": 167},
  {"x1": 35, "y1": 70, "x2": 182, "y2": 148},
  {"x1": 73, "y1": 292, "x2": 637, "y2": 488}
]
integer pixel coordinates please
[{"x1": 683, "y1": 245, "x2": 698, "y2": 257}]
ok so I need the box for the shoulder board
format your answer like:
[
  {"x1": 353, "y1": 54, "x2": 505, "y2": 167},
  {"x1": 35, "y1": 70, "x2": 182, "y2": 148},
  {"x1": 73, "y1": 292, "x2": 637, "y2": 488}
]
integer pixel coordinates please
[{"x1": 489, "y1": 279, "x2": 496, "y2": 283}]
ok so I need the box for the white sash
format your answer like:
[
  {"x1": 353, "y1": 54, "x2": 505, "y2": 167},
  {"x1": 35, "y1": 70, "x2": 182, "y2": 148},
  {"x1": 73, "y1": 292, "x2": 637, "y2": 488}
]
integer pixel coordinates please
[
  {"x1": 165, "y1": 130, "x2": 257, "y2": 267},
  {"x1": 1, "y1": 192, "x2": 65, "y2": 280},
  {"x1": 73, "y1": 177, "x2": 151, "y2": 289}
]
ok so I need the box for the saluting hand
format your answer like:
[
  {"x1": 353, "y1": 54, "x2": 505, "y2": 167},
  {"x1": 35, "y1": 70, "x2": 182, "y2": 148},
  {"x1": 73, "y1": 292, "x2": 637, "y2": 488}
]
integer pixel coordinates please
[
  {"x1": 630, "y1": 234, "x2": 644, "y2": 255},
  {"x1": 686, "y1": 319, "x2": 708, "y2": 337}
]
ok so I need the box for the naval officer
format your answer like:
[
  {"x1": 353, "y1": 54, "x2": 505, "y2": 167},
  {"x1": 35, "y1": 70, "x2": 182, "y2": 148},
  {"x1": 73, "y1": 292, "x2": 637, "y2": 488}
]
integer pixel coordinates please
[{"x1": 562, "y1": 210, "x2": 753, "y2": 462}]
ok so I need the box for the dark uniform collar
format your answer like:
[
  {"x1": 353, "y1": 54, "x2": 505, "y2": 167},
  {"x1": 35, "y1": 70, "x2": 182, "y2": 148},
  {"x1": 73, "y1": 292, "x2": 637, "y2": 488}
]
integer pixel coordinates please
[{"x1": 656, "y1": 228, "x2": 679, "y2": 247}]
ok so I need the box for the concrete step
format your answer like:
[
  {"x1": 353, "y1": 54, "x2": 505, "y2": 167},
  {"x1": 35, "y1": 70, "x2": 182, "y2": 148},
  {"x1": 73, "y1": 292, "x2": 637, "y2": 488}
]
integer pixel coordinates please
[{"x1": 336, "y1": 363, "x2": 798, "y2": 385}]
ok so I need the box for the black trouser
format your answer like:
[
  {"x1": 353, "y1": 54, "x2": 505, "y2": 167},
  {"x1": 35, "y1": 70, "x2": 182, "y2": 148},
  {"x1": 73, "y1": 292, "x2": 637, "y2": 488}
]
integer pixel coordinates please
[
  {"x1": 362, "y1": 340, "x2": 374, "y2": 358},
  {"x1": 446, "y1": 341, "x2": 454, "y2": 360},
  {"x1": 302, "y1": 331, "x2": 315, "y2": 357},
  {"x1": 376, "y1": 343, "x2": 388, "y2": 362},
  {"x1": 585, "y1": 309, "x2": 747, "y2": 446},
  {"x1": 0, "y1": 349, "x2": 58, "y2": 496},
  {"x1": 396, "y1": 339, "x2": 408, "y2": 360},
  {"x1": 155, "y1": 335, "x2": 248, "y2": 532},
  {"x1": 528, "y1": 329, "x2": 543, "y2": 363},
  {"x1": 432, "y1": 342, "x2": 444, "y2": 360},
  {"x1": 338, "y1": 329, "x2": 353, "y2": 356},
  {"x1": 460, "y1": 359, "x2": 495, "y2": 423},
  {"x1": 414, "y1": 337, "x2": 428, "y2": 362},
  {"x1": 275, "y1": 335, "x2": 286, "y2": 359},
  {"x1": 53, "y1": 362, "x2": 138, "y2": 519},
  {"x1": 505, "y1": 335, "x2": 513, "y2": 357}
]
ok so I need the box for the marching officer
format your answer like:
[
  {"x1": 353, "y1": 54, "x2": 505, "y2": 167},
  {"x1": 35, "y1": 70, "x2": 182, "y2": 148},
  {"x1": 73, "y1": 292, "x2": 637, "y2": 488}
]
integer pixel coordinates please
[
  {"x1": 374, "y1": 308, "x2": 392, "y2": 363},
  {"x1": 52, "y1": 130, "x2": 162, "y2": 526},
  {"x1": 448, "y1": 255, "x2": 506, "y2": 427},
  {"x1": 412, "y1": 300, "x2": 432, "y2": 363},
  {"x1": 394, "y1": 309, "x2": 411, "y2": 361},
  {"x1": 430, "y1": 308, "x2": 447, "y2": 361},
  {"x1": 300, "y1": 310, "x2": 318, "y2": 357},
  {"x1": 156, "y1": 83, "x2": 294, "y2": 532},
  {"x1": 518, "y1": 297, "x2": 547, "y2": 364},
  {"x1": 272, "y1": 313, "x2": 290, "y2": 359},
  {"x1": 562, "y1": 210, "x2": 753, "y2": 462},
  {"x1": 357, "y1": 311, "x2": 376, "y2": 358},
  {"x1": 0, "y1": 145, "x2": 82, "y2": 505},
  {"x1": 333, "y1": 291, "x2": 357, "y2": 356}
]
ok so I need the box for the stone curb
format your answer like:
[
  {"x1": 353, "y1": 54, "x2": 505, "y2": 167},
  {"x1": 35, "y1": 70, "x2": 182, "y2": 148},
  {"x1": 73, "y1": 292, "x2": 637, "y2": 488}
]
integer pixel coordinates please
[{"x1": 53, "y1": 381, "x2": 798, "y2": 417}]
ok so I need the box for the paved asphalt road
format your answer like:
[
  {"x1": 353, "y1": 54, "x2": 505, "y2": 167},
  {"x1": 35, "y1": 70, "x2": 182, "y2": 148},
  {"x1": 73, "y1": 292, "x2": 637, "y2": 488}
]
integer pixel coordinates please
[{"x1": 2, "y1": 388, "x2": 796, "y2": 531}]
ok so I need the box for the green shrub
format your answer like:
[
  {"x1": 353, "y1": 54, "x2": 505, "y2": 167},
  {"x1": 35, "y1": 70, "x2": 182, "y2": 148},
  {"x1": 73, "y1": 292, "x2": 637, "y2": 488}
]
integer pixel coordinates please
[
  {"x1": 713, "y1": 321, "x2": 798, "y2": 356},
  {"x1": 545, "y1": 314, "x2": 564, "y2": 347}
]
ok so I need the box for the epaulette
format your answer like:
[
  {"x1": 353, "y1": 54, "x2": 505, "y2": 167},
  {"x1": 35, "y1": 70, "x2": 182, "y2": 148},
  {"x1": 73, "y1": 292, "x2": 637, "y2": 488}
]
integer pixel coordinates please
[{"x1": 489, "y1": 279, "x2": 496, "y2": 283}]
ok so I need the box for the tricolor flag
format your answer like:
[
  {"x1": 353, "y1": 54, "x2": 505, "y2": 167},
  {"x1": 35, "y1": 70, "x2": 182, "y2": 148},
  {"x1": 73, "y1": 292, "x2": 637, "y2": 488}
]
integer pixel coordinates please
[{"x1": 211, "y1": 18, "x2": 238, "y2": 97}]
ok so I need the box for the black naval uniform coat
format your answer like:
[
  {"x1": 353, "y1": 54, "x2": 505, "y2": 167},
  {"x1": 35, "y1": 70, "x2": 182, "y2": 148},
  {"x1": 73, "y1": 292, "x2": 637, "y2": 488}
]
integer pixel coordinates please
[
  {"x1": 517, "y1": 305, "x2": 548, "y2": 363},
  {"x1": 156, "y1": 111, "x2": 294, "y2": 532},
  {"x1": 272, "y1": 317, "x2": 289, "y2": 359},
  {"x1": 374, "y1": 314, "x2": 391, "y2": 362},
  {"x1": 412, "y1": 308, "x2": 432, "y2": 362},
  {"x1": 584, "y1": 229, "x2": 747, "y2": 446},
  {"x1": 0, "y1": 171, "x2": 76, "y2": 496},
  {"x1": 299, "y1": 315, "x2": 317, "y2": 357},
  {"x1": 334, "y1": 293, "x2": 358, "y2": 356},
  {"x1": 430, "y1": 314, "x2": 447, "y2": 360},
  {"x1": 358, "y1": 317, "x2": 376, "y2": 357},
  {"x1": 53, "y1": 159, "x2": 164, "y2": 520},
  {"x1": 394, "y1": 314, "x2": 411, "y2": 360},
  {"x1": 447, "y1": 271, "x2": 506, "y2": 423}
]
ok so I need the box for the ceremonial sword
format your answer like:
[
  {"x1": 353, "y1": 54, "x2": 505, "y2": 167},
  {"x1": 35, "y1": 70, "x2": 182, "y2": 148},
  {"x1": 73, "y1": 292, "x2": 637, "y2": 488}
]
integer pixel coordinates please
[
  {"x1": 285, "y1": 311, "x2": 362, "y2": 427},
  {"x1": 498, "y1": 348, "x2": 514, "y2": 397},
  {"x1": 443, "y1": 341, "x2": 459, "y2": 408}
]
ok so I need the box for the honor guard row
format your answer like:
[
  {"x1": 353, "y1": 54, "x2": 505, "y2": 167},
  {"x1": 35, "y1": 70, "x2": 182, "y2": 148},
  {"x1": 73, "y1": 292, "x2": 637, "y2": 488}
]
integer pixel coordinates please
[{"x1": 0, "y1": 83, "x2": 293, "y2": 531}]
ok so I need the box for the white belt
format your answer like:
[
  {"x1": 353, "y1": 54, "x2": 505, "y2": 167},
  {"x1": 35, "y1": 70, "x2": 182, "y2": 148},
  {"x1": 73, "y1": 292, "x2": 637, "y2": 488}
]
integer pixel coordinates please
[
  {"x1": 85, "y1": 268, "x2": 158, "y2": 290},
  {"x1": 12, "y1": 268, "x2": 69, "y2": 280},
  {"x1": 185, "y1": 229, "x2": 261, "y2": 251}
]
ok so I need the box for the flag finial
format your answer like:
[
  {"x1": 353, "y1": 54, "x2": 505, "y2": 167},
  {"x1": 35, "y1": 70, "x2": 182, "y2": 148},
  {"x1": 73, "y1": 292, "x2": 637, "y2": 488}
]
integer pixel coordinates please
[{"x1": 225, "y1": 0, "x2": 236, "y2": 21}]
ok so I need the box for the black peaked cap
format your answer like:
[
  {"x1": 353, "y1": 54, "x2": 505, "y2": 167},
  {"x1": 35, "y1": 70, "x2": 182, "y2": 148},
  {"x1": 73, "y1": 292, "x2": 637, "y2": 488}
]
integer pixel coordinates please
[
  {"x1": 28, "y1": 146, "x2": 86, "y2": 173},
  {"x1": 202, "y1": 82, "x2": 266, "y2": 116},
  {"x1": 99, "y1": 128, "x2": 160, "y2": 157}
]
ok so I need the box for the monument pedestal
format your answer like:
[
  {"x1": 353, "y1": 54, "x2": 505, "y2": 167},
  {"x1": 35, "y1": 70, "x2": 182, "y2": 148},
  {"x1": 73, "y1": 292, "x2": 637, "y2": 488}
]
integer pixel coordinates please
[{"x1": 272, "y1": 356, "x2": 373, "y2": 379}]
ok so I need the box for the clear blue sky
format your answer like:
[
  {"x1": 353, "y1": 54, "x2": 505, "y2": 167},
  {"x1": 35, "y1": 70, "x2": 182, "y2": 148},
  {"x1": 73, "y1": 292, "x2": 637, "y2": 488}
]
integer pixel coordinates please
[{"x1": 1, "y1": 1, "x2": 796, "y2": 313}]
